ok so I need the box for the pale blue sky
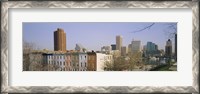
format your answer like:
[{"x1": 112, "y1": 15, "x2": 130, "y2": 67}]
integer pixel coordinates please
[{"x1": 23, "y1": 22, "x2": 177, "y2": 52}]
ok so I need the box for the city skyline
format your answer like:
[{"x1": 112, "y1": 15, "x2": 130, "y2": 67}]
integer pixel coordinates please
[{"x1": 23, "y1": 22, "x2": 177, "y2": 52}]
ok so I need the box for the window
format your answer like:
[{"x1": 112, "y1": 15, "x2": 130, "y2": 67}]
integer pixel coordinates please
[
  {"x1": 85, "y1": 62, "x2": 86, "y2": 67},
  {"x1": 64, "y1": 62, "x2": 65, "y2": 65},
  {"x1": 81, "y1": 63, "x2": 82, "y2": 67},
  {"x1": 85, "y1": 56, "x2": 86, "y2": 58},
  {"x1": 60, "y1": 61, "x2": 62, "y2": 65}
]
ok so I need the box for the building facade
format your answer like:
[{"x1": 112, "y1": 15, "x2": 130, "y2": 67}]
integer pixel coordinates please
[
  {"x1": 145, "y1": 42, "x2": 161, "y2": 56},
  {"x1": 75, "y1": 43, "x2": 86, "y2": 52},
  {"x1": 101, "y1": 46, "x2": 111, "y2": 54},
  {"x1": 71, "y1": 53, "x2": 79, "y2": 71},
  {"x1": 116, "y1": 35, "x2": 122, "y2": 52},
  {"x1": 175, "y1": 33, "x2": 177, "y2": 61},
  {"x1": 78, "y1": 52, "x2": 87, "y2": 71},
  {"x1": 128, "y1": 44, "x2": 132, "y2": 54},
  {"x1": 96, "y1": 53, "x2": 113, "y2": 71},
  {"x1": 54, "y1": 28, "x2": 66, "y2": 51},
  {"x1": 65, "y1": 53, "x2": 72, "y2": 71},
  {"x1": 165, "y1": 39, "x2": 172, "y2": 57},
  {"x1": 121, "y1": 46, "x2": 127, "y2": 56},
  {"x1": 111, "y1": 44, "x2": 116, "y2": 50},
  {"x1": 29, "y1": 50, "x2": 113, "y2": 71},
  {"x1": 45, "y1": 53, "x2": 66, "y2": 71},
  {"x1": 131, "y1": 40, "x2": 141, "y2": 54},
  {"x1": 87, "y1": 52, "x2": 96, "y2": 71},
  {"x1": 146, "y1": 42, "x2": 156, "y2": 53}
]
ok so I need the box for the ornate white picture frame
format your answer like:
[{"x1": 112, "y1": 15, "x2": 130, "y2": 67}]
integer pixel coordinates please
[{"x1": 1, "y1": 1, "x2": 199, "y2": 93}]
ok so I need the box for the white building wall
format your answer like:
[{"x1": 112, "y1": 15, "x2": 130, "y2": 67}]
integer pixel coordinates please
[
  {"x1": 78, "y1": 53, "x2": 87, "y2": 71},
  {"x1": 47, "y1": 54, "x2": 65, "y2": 71},
  {"x1": 96, "y1": 53, "x2": 113, "y2": 71}
]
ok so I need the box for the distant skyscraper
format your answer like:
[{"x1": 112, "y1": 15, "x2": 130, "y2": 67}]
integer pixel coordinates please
[
  {"x1": 155, "y1": 45, "x2": 158, "y2": 50},
  {"x1": 101, "y1": 46, "x2": 111, "y2": 54},
  {"x1": 143, "y1": 45, "x2": 147, "y2": 51},
  {"x1": 111, "y1": 44, "x2": 116, "y2": 50},
  {"x1": 131, "y1": 40, "x2": 141, "y2": 54},
  {"x1": 75, "y1": 43, "x2": 86, "y2": 52},
  {"x1": 146, "y1": 42, "x2": 157, "y2": 52},
  {"x1": 165, "y1": 39, "x2": 172, "y2": 57},
  {"x1": 121, "y1": 46, "x2": 127, "y2": 56},
  {"x1": 128, "y1": 44, "x2": 132, "y2": 54},
  {"x1": 146, "y1": 42, "x2": 160, "y2": 56},
  {"x1": 116, "y1": 35, "x2": 122, "y2": 51},
  {"x1": 175, "y1": 33, "x2": 177, "y2": 61},
  {"x1": 54, "y1": 28, "x2": 66, "y2": 51},
  {"x1": 142, "y1": 45, "x2": 147, "y2": 57}
]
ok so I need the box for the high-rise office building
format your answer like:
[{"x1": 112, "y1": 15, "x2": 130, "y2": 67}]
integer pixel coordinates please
[
  {"x1": 143, "y1": 45, "x2": 147, "y2": 51},
  {"x1": 75, "y1": 43, "x2": 87, "y2": 52},
  {"x1": 116, "y1": 35, "x2": 122, "y2": 51},
  {"x1": 111, "y1": 44, "x2": 116, "y2": 50},
  {"x1": 146, "y1": 42, "x2": 158, "y2": 52},
  {"x1": 146, "y1": 42, "x2": 159, "y2": 56},
  {"x1": 131, "y1": 40, "x2": 141, "y2": 54},
  {"x1": 175, "y1": 33, "x2": 177, "y2": 61},
  {"x1": 121, "y1": 46, "x2": 127, "y2": 56},
  {"x1": 101, "y1": 46, "x2": 111, "y2": 54},
  {"x1": 54, "y1": 28, "x2": 66, "y2": 51},
  {"x1": 165, "y1": 39, "x2": 172, "y2": 57},
  {"x1": 128, "y1": 44, "x2": 132, "y2": 54},
  {"x1": 155, "y1": 45, "x2": 158, "y2": 50}
]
